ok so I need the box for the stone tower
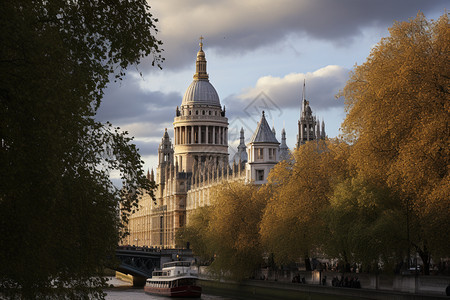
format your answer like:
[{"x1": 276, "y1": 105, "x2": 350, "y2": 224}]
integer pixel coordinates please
[
  {"x1": 173, "y1": 38, "x2": 229, "y2": 172},
  {"x1": 246, "y1": 111, "x2": 280, "y2": 184},
  {"x1": 296, "y1": 80, "x2": 325, "y2": 148},
  {"x1": 156, "y1": 128, "x2": 174, "y2": 191},
  {"x1": 232, "y1": 127, "x2": 248, "y2": 164},
  {"x1": 279, "y1": 128, "x2": 291, "y2": 161}
]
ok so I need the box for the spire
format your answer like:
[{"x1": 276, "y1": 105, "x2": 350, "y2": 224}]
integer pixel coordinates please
[
  {"x1": 238, "y1": 127, "x2": 246, "y2": 151},
  {"x1": 302, "y1": 78, "x2": 306, "y2": 101},
  {"x1": 193, "y1": 36, "x2": 209, "y2": 80},
  {"x1": 250, "y1": 111, "x2": 279, "y2": 144},
  {"x1": 279, "y1": 127, "x2": 290, "y2": 161},
  {"x1": 316, "y1": 120, "x2": 321, "y2": 140},
  {"x1": 150, "y1": 168, "x2": 155, "y2": 181},
  {"x1": 233, "y1": 127, "x2": 248, "y2": 164},
  {"x1": 272, "y1": 121, "x2": 276, "y2": 136},
  {"x1": 321, "y1": 119, "x2": 326, "y2": 139},
  {"x1": 301, "y1": 79, "x2": 308, "y2": 117}
]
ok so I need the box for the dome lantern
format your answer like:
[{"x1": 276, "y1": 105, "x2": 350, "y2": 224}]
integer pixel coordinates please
[{"x1": 181, "y1": 37, "x2": 221, "y2": 107}]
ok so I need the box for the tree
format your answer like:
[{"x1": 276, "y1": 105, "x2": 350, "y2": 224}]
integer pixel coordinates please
[
  {"x1": 206, "y1": 182, "x2": 265, "y2": 279},
  {"x1": 259, "y1": 140, "x2": 351, "y2": 266},
  {"x1": 323, "y1": 176, "x2": 406, "y2": 273},
  {"x1": 177, "y1": 182, "x2": 264, "y2": 280},
  {"x1": 340, "y1": 12, "x2": 449, "y2": 274},
  {"x1": 0, "y1": 1, "x2": 162, "y2": 298},
  {"x1": 176, "y1": 206, "x2": 213, "y2": 262}
]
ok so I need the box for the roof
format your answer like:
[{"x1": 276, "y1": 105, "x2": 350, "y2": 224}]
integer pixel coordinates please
[
  {"x1": 182, "y1": 79, "x2": 221, "y2": 106},
  {"x1": 181, "y1": 39, "x2": 221, "y2": 107},
  {"x1": 250, "y1": 112, "x2": 279, "y2": 144}
]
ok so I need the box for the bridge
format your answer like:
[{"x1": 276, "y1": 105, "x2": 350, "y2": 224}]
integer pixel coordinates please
[{"x1": 112, "y1": 246, "x2": 194, "y2": 286}]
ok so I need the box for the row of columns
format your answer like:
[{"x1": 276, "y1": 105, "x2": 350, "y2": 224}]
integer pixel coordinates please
[{"x1": 174, "y1": 125, "x2": 227, "y2": 145}]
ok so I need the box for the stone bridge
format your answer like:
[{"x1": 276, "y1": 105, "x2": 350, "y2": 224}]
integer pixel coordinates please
[{"x1": 112, "y1": 246, "x2": 194, "y2": 286}]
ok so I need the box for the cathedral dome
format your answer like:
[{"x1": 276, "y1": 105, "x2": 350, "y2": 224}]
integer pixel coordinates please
[
  {"x1": 182, "y1": 80, "x2": 221, "y2": 106},
  {"x1": 181, "y1": 38, "x2": 221, "y2": 107}
]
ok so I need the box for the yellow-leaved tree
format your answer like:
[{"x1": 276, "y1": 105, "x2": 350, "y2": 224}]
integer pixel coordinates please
[
  {"x1": 340, "y1": 12, "x2": 449, "y2": 274},
  {"x1": 177, "y1": 181, "x2": 264, "y2": 280},
  {"x1": 259, "y1": 139, "x2": 351, "y2": 267},
  {"x1": 206, "y1": 182, "x2": 265, "y2": 279},
  {"x1": 176, "y1": 206, "x2": 213, "y2": 263}
]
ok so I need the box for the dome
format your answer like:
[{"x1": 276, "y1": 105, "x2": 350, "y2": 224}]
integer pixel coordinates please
[{"x1": 182, "y1": 80, "x2": 221, "y2": 106}]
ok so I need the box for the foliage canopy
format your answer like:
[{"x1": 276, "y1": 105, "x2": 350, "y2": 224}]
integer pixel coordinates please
[
  {"x1": 177, "y1": 182, "x2": 264, "y2": 280},
  {"x1": 340, "y1": 12, "x2": 449, "y2": 273},
  {"x1": 179, "y1": 12, "x2": 449, "y2": 280},
  {"x1": 0, "y1": 0, "x2": 162, "y2": 298}
]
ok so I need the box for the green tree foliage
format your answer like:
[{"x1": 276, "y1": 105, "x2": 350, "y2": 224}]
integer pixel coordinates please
[
  {"x1": 259, "y1": 140, "x2": 351, "y2": 265},
  {"x1": 0, "y1": 1, "x2": 162, "y2": 298},
  {"x1": 323, "y1": 177, "x2": 405, "y2": 272},
  {"x1": 340, "y1": 12, "x2": 449, "y2": 274}
]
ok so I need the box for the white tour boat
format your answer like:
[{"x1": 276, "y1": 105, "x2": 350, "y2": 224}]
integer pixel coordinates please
[{"x1": 144, "y1": 261, "x2": 202, "y2": 298}]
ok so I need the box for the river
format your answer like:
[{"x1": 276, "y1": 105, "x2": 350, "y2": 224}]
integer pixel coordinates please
[
  {"x1": 104, "y1": 277, "x2": 358, "y2": 300},
  {"x1": 104, "y1": 277, "x2": 232, "y2": 300}
]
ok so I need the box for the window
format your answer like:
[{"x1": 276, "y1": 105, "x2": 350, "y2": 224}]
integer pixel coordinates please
[
  {"x1": 256, "y1": 169, "x2": 264, "y2": 181},
  {"x1": 268, "y1": 148, "x2": 273, "y2": 160},
  {"x1": 256, "y1": 148, "x2": 264, "y2": 160}
]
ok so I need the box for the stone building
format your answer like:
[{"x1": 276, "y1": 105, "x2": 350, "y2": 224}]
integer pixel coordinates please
[
  {"x1": 296, "y1": 80, "x2": 326, "y2": 148},
  {"x1": 123, "y1": 41, "x2": 326, "y2": 248}
]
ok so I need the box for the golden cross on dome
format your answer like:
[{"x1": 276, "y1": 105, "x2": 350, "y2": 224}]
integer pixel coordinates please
[{"x1": 199, "y1": 36, "x2": 204, "y2": 49}]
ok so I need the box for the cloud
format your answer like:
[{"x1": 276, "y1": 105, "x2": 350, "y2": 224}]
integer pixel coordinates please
[
  {"x1": 96, "y1": 73, "x2": 182, "y2": 139},
  {"x1": 145, "y1": 0, "x2": 447, "y2": 70},
  {"x1": 134, "y1": 140, "x2": 160, "y2": 157},
  {"x1": 98, "y1": 64, "x2": 348, "y2": 145},
  {"x1": 224, "y1": 65, "x2": 348, "y2": 118}
]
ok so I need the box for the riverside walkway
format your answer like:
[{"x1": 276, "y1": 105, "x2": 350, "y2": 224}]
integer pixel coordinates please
[{"x1": 200, "y1": 279, "x2": 449, "y2": 300}]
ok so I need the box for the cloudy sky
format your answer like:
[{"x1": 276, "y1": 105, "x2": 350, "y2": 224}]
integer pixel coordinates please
[{"x1": 96, "y1": 0, "x2": 447, "y2": 174}]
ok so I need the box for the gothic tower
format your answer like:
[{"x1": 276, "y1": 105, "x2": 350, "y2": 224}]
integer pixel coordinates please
[
  {"x1": 296, "y1": 80, "x2": 325, "y2": 148},
  {"x1": 156, "y1": 128, "x2": 174, "y2": 198},
  {"x1": 232, "y1": 127, "x2": 248, "y2": 164},
  {"x1": 173, "y1": 38, "x2": 229, "y2": 172},
  {"x1": 279, "y1": 128, "x2": 291, "y2": 161}
]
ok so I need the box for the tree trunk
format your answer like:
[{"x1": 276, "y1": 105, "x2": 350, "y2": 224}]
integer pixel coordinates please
[
  {"x1": 305, "y1": 257, "x2": 312, "y2": 271},
  {"x1": 417, "y1": 244, "x2": 430, "y2": 275}
]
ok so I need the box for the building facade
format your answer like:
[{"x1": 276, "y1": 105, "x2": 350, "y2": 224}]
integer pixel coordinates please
[{"x1": 123, "y1": 41, "x2": 326, "y2": 248}]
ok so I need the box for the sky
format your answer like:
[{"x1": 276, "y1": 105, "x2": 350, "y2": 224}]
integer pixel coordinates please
[{"x1": 95, "y1": 0, "x2": 448, "y2": 175}]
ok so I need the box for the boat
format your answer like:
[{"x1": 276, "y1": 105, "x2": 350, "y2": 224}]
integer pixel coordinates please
[{"x1": 144, "y1": 261, "x2": 202, "y2": 298}]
